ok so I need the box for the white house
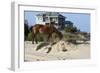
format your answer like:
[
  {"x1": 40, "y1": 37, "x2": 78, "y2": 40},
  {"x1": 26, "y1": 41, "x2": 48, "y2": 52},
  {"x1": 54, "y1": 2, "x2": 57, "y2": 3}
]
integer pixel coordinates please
[{"x1": 35, "y1": 12, "x2": 66, "y2": 29}]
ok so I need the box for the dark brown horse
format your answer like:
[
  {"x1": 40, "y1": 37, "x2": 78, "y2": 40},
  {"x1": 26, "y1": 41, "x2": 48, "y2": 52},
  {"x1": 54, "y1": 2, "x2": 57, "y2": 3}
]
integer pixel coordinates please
[{"x1": 31, "y1": 24, "x2": 63, "y2": 44}]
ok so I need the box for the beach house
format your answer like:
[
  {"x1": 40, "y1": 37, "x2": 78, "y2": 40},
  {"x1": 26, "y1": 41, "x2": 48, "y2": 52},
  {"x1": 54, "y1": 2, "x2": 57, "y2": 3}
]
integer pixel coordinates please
[{"x1": 35, "y1": 12, "x2": 66, "y2": 29}]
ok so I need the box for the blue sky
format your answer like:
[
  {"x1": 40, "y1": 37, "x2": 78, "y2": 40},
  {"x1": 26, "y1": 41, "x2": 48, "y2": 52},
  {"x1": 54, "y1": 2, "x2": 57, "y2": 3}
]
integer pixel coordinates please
[{"x1": 24, "y1": 11, "x2": 90, "y2": 32}]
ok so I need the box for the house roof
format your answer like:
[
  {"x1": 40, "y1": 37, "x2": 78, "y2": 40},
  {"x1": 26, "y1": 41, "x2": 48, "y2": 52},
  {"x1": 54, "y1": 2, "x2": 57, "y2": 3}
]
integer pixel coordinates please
[{"x1": 36, "y1": 12, "x2": 65, "y2": 18}]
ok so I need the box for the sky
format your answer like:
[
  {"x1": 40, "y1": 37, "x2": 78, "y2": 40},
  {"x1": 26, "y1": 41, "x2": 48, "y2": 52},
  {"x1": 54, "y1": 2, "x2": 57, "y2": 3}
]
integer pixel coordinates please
[{"x1": 24, "y1": 11, "x2": 90, "y2": 32}]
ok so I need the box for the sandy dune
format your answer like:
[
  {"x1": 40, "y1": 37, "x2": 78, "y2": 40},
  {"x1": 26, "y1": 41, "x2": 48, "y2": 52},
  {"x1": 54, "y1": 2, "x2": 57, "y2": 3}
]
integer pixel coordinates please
[{"x1": 24, "y1": 41, "x2": 90, "y2": 62}]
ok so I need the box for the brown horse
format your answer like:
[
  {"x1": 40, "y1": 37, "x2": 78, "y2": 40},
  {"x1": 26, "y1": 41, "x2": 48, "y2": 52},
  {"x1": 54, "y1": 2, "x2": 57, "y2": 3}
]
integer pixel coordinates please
[{"x1": 31, "y1": 24, "x2": 63, "y2": 44}]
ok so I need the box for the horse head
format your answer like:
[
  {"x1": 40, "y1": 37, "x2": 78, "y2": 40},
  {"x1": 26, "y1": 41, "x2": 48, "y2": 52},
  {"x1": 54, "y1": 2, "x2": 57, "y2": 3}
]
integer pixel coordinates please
[
  {"x1": 52, "y1": 26, "x2": 63, "y2": 40},
  {"x1": 57, "y1": 31, "x2": 63, "y2": 40}
]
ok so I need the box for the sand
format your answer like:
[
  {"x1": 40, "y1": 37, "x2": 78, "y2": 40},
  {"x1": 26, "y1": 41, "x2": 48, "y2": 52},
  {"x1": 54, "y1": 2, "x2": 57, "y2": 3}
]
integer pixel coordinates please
[{"x1": 24, "y1": 41, "x2": 90, "y2": 62}]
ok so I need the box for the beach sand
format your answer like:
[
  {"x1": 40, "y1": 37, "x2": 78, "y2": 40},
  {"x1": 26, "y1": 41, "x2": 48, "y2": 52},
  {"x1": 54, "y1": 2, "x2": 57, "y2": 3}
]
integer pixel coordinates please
[{"x1": 24, "y1": 41, "x2": 90, "y2": 62}]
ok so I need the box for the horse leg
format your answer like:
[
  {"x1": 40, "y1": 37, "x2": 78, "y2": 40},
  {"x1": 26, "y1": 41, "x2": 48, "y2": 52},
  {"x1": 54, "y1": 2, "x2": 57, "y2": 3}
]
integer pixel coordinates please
[
  {"x1": 34, "y1": 34, "x2": 38, "y2": 44},
  {"x1": 47, "y1": 34, "x2": 51, "y2": 42},
  {"x1": 32, "y1": 33, "x2": 35, "y2": 44},
  {"x1": 32, "y1": 35, "x2": 34, "y2": 44},
  {"x1": 32, "y1": 33, "x2": 38, "y2": 44}
]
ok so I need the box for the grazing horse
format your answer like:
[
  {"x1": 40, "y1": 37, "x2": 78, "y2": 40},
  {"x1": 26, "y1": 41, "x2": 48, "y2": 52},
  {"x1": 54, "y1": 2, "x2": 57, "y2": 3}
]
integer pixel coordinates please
[{"x1": 31, "y1": 24, "x2": 63, "y2": 44}]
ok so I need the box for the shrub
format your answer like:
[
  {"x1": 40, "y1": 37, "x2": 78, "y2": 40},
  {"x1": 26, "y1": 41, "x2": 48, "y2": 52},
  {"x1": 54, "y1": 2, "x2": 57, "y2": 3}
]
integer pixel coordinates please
[
  {"x1": 64, "y1": 26, "x2": 78, "y2": 33},
  {"x1": 26, "y1": 32, "x2": 44, "y2": 42},
  {"x1": 24, "y1": 20, "x2": 29, "y2": 40},
  {"x1": 36, "y1": 33, "x2": 44, "y2": 42},
  {"x1": 27, "y1": 32, "x2": 32, "y2": 41}
]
